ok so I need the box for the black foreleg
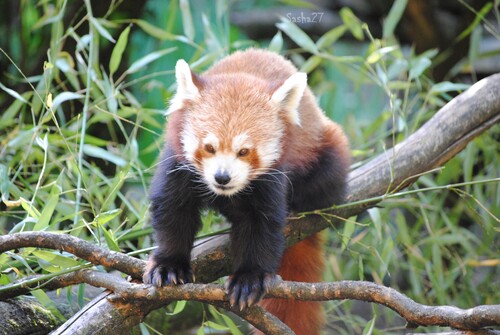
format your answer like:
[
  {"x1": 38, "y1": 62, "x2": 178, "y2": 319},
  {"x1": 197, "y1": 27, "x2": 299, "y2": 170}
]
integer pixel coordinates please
[
  {"x1": 216, "y1": 173, "x2": 288, "y2": 309},
  {"x1": 143, "y1": 150, "x2": 202, "y2": 286}
]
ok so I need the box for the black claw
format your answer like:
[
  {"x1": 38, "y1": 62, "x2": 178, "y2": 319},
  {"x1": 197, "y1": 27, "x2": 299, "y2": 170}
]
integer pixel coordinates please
[
  {"x1": 143, "y1": 256, "x2": 193, "y2": 287},
  {"x1": 225, "y1": 271, "x2": 275, "y2": 310}
]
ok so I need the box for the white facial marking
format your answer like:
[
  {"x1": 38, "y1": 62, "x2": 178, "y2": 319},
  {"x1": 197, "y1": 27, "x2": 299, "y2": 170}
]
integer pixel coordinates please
[
  {"x1": 202, "y1": 132, "x2": 219, "y2": 150},
  {"x1": 203, "y1": 153, "x2": 251, "y2": 196},
  {"x1": 257, "y1": 138, "x2": 282, "y2": 170},
  {"x1": 232, "y1": 133, "x2": 252, "y2": 152},
  {"x1": 181, "y1": 123, "x2": 198, "y2": 161}
]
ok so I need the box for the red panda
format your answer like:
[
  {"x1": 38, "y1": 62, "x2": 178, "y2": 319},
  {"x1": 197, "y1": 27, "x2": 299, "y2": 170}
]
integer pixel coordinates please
[{"x1": 143, "y1": 49, "x2": 350, "y2": 335}]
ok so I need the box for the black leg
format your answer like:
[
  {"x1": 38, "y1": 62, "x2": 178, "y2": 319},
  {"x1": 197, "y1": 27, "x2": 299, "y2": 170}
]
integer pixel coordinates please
[
  {"x1": 216, "y1": 173, "x2": 288, "y2": 309},
  {"x1": 143, "y1": 149, "x2": 202, "y2": 286}
]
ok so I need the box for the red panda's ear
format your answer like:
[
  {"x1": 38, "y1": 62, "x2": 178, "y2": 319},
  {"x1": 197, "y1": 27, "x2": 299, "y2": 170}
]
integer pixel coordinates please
[
  {"x1": 169, "y1": 59, "x2": 201, "y2": 112},
  {"x1": 270, "y1": 72, "x2": 307, "y2": 126}
]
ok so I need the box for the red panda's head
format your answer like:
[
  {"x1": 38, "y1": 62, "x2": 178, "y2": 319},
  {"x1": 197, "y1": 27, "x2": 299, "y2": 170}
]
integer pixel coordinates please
[{"x1": 169, "y1": 59, "x2": 307, "y2": 196}]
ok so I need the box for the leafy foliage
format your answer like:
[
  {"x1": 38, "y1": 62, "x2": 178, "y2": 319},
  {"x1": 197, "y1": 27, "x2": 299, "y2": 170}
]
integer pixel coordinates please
[{"x1": 0, "y1": 1, "x2": 498, "y2": 334}]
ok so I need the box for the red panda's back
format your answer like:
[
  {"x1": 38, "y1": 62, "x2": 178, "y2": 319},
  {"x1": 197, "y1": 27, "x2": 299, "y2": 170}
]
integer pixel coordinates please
[{"x1": 204, "y1": 49, "x2": 297, "y2": 82}]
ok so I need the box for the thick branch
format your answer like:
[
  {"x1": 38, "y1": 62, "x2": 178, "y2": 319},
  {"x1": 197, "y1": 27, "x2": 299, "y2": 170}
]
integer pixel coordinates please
[
  {"x1": 47, "y1": 270, "x2": 500, "y2": 331},
  {"x1": 0, "y1": 232, "x2": 144, "y2": 279}
]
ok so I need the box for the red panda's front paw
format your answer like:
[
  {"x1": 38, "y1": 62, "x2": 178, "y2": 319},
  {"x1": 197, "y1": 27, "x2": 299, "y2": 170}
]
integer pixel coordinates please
[
  {"x1": 143, "y1": 256, "x2": 194, "y2": 287},
  {"x1": 225, "y1": 270, "x2": 276, "y2": 310}
]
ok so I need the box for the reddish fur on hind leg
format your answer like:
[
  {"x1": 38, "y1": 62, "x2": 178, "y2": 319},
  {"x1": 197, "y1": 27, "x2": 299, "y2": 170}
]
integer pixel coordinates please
[{"x1": 255, "y1": 233, "x2": 326, "y2": 335}]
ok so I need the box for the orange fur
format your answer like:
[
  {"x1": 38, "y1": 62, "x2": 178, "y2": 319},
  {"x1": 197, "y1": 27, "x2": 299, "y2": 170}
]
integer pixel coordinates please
[{"x1": 257, "y1": 233, "x2": 326, "y2": 335}]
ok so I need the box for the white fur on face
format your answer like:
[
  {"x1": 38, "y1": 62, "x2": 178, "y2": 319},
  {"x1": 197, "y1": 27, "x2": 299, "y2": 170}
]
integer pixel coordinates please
[
  {"x1": 203, "y1": 154, "x2": 251, "y2": 196},
  {"x1": 181, "y1": 122, "x2": 198, "y2": 162},
  {"x1": 256, "y1": 135, "x2": 282, "y2": 171},
  {"x1": 201, "y1": 133, "x2": 252, "y2": 196},
  {"x1": 232, "y1": 133, "x2": 251, "y2": 152},
  {"x1": 202, "y1": 132, "x2": 219, "y2": 150}
]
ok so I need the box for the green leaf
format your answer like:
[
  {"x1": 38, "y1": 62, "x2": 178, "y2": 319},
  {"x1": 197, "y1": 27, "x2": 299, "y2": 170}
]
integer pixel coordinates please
[
  {"x1": 94, "y1": 209, "x2": 122, "y2": 226},
  {"x1": 219, "y1": 312, "x2": 243, "y2": 335},
  {"x1": 341, "y1": 219, "x2": 355, "y2": 251},
  {"x1": 133, "y1": 19, "x2": 177, "y2": 40},
  {"x1": 340, "y1": 8, "x2": 364, "y2": 40},
  {"x1": 83, "y1": 144, "x2": 127, "y2": 167},
  {"x1": 204, "y1": 321, "x2": 229, "y2": 331},
  {"x1": 409, "y1": 57, "x2": 431, "y2": 80},
  {"x1": 100, "y1": 226, "x2": 121, "y2": 252},
  {"x1": 358, "y1": 255, "x2": 364, "y2": 280},
  {"x1": 31, "y1": 289, "x2": 66, "y2": 321},
  {"x1": 366, "y1": 45, "x2": 399, "y2": 64},
  {"x1": 430, "y1": 81, "x2": 470, "y2": 94},
  {"x1": 1, "y1": 97, "x2": 30, "y2": 130},
  {"x1": 21, "y1": 198, "x2": 41, "y2": 219},
  {"x1": 268, "y1": 31, "x2": 283, "y2": 53},
  {"x1": 138, "y1": 323, "x2": 151, "y2": 335},
  {"x1": 383, "y1": 0, "x2": 408, "y2": 38},
  {"x1": 0, "y1": 82, "x2": 28, "y2": 103},
  {"x1": 126, "y1": 47, "x2": 177, "y2": 74},
  {"x1": 367, "y1": 208, "x2": 382, "y2": 239},
  {"x1": 101, "y1": 168, "x2": 130, "y2": 211},
  {"x1": 300, "y1": 55, "x2": 322, "y2": 73},
  {"x1": 468, "y1": 26, "x2": 482, "y2": 64},
  {"x1": 90, "y1": 17, "x2": 115, "y2": 43},
  {"x1": 32, "y1": 250, "x2": 81, "y2": 268},
  {"x1": 167, "y1": 300, "x2": 187, "y2": 315},
  {"x1": 34, "y1": 183, "x2": 61, "y2": 231},
  {"x1": 51, "y1": 92, "x2": 84, "y2": 110},
  {"x1": 180, "y1": 0, "x2": 195, "y2": 41},
  {"x1": 278, "y1": 0, "x2": 318, "y2": 9},
  {"x1": 276, "y1": 17, "x2": 318, "y2": 54},
  {"x1": 316, "y1": 25, "x2": 347, "y2": 49},
  {"x1": 362, "y1": 315, "x2": 376, "y2": 335},
  {"x1": 456, "y1": 2, "x2": 493, "y2": 42},
  {"x1": 109, "y1": 25, "x2": 131, "y2": 76}
]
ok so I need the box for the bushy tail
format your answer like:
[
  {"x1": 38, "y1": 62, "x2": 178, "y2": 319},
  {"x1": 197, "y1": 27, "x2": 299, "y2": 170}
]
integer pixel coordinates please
[{"x1": 256, "y1": 233, "x2": 325, "y2": 335}]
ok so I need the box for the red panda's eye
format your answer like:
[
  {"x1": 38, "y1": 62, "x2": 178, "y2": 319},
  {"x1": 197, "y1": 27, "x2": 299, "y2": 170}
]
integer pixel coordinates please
[
  {"x1": 204, "y1": 144, "x2": 216, "y2": 154},
  {"x1": 237, "y1": 148, "x2": 249, "y2": 157}
]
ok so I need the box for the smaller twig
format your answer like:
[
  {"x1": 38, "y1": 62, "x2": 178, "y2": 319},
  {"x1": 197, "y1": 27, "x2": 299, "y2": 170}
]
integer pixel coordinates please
[{"x1": 0, "y1": 232, "x2": 144, "y2": 278}]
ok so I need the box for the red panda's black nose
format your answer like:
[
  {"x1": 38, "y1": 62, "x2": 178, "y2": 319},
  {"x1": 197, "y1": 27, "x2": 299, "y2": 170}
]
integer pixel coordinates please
[{"x1": 214, "y1": 170, "x2": 231, "y2": 185}]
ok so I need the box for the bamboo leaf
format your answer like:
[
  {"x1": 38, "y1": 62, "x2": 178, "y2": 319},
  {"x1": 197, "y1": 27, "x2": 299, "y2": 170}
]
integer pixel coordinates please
[
  {"x1": 340, "y1": 8, "x2": 364, "y2": 40},
  {"x1": 0, "y1": 82, "x2": 28, "y2": 103},
  {"x1": 100, "y1": 226, "x2": 121, "y2": 252},
  {"x1": 34, "y1": 183, "x2": 61, "y2": 231},
  {"x1": 276, "y1": 17, "x2": 318, "y2": 54},
  {"x1": 316, "y1": 25, "x2": 347, "y2": 49},
  {"x1": 133, "y1": 19, "x2": 177, "y2": 40},
  {"x1": 180, "y1": 0, "x2": 195, "y2": 41},
  {"x1": 93, "y1": 209, "x2": 122, "y2": 226},
  {"x1": 109, "y1": 25, "x2": 131, "y2": 76},
  {"x1": 430, "y1": 81, "x2": 470, "y2": 94},
  {"x1": 268, "y1": 30, "x2": 283, "y2": 53},
  {"x1": 83, "y1": 144, "x2": 127, "y2": 167},
  {"x1": 51, "y1": 92, "x2": 84, "y2": 110},
  {"x1": 126, "y1": 47, "x2": 177, "y2": 74},
  {"x1": 383, "y1": 0, "x2": 408, "y2": 38},
  {"x1": 90, "y1": 17, "x2": 115, "y2": 43}
]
